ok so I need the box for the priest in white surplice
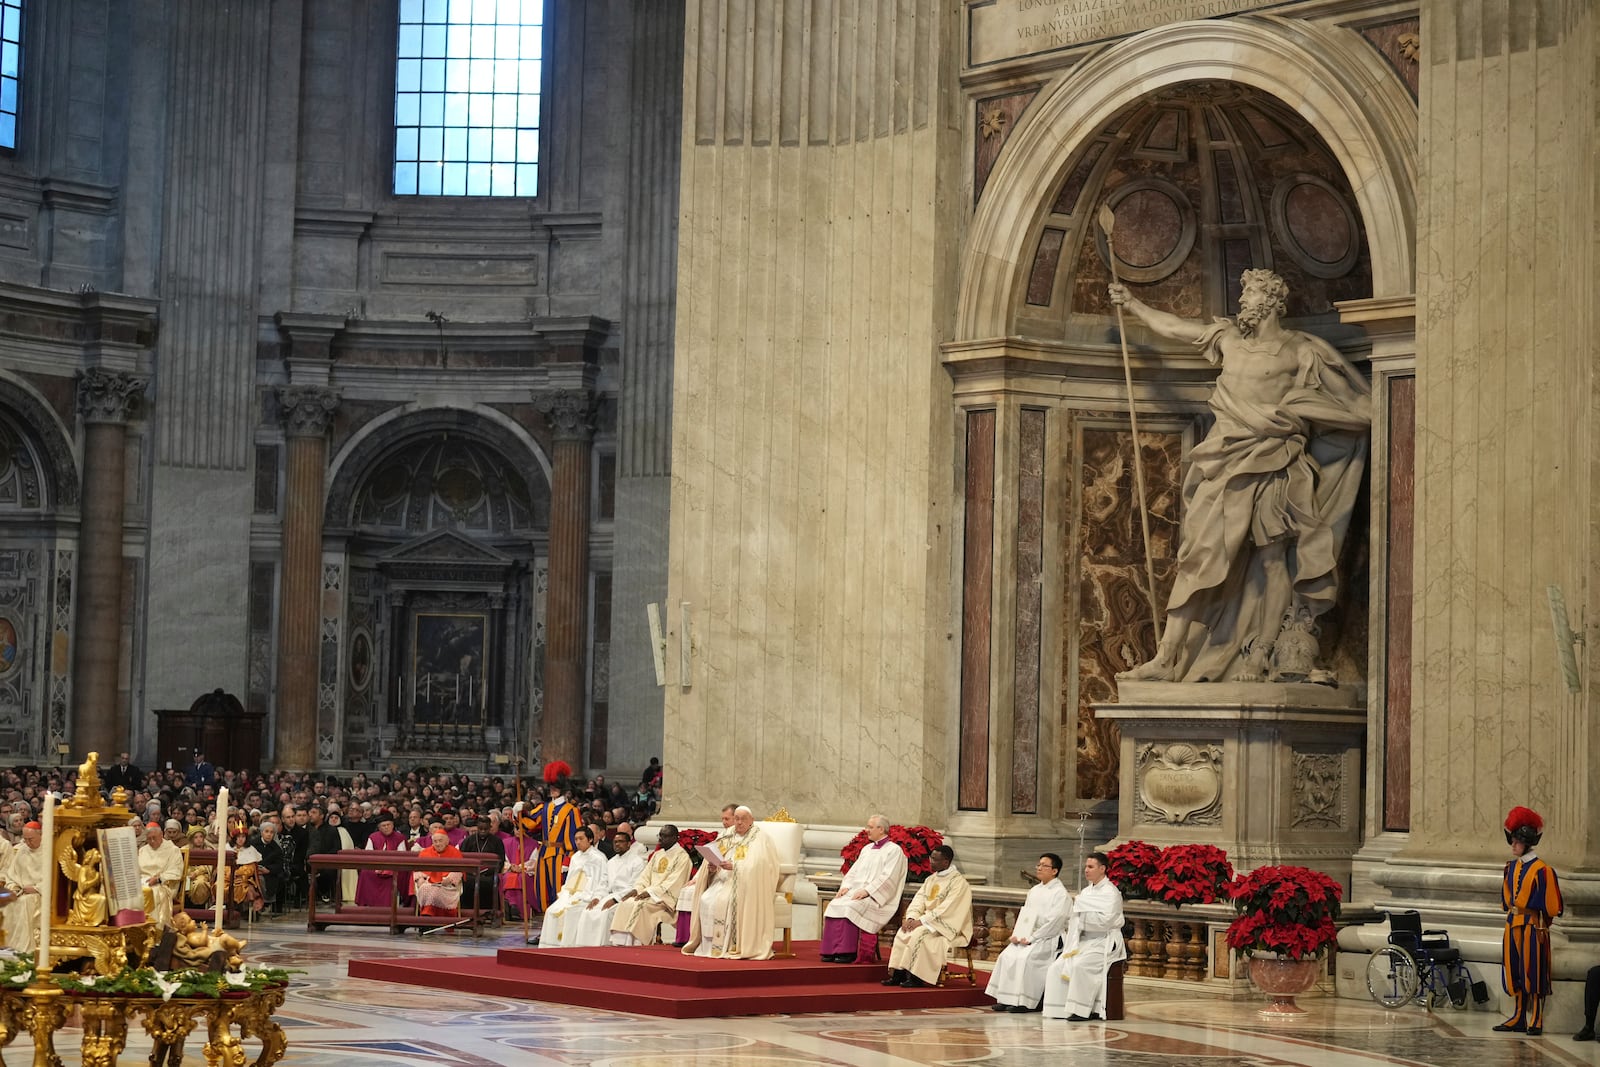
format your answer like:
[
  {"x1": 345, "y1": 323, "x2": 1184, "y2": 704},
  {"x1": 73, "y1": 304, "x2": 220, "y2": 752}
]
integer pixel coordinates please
[
  {"x1": 611, "y1": 823, "x2": 692, "y2": 946},
  {"x1": 682, "y1": 805, "x2": 781, "y2": 960},
  {"x1": 571, "y1": 824, "x2": 649, "y2": 946},
  {"x1": 882, "y1": 844, "x2": 973, "y2": 987},
  {"x1": 1045, "y1": 851, "x2": 1127, "y2": 1021},
  {"x1": 138, "y1": 821, "x2": 185, "y2": 928},
  {"x1": 985, "y1": 853, "x2": 1071, "y2": 1012},
  {"x1": 821, "y1": 814, "x2": 909, "y2": 963},
  {"x1": 538, "y1": 826, "x2": 610, "y2": 947},
  {"x1": 2, "y1": 822, "x2": 47, "y2": 951}
]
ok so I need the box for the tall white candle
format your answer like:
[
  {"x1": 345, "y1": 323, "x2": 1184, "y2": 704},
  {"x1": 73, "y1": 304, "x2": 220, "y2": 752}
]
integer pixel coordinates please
[
  {"x1": 38, "y1": 792, "x2": 54, "y2": 969},
  {"x1": 214, "y1": 786, "x2": 229, "y2": 933}
]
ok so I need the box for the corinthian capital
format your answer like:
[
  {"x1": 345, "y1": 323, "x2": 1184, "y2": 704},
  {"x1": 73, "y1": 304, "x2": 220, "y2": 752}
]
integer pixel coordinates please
[
  {"x1": 277, "y1": 385, "x2": 341, "y2": 437},
  {"x1": 76, "y1": 368, "x2": 148, "y2": 424},
  {"x1": 534, "y1": 388, "x2": 599, "y2": 442}
]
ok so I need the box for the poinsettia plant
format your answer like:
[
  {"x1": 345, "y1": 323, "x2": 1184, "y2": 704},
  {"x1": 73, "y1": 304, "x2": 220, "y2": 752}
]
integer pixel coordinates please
[
  {"x1": 840, "y1": 825, "x2": 944, "y2": 878},
  {"x1": 1225, "y1": 864, "x2": 1343, "y2": 960},
  {"x1": 678, "y1": 827, "x2": 718, "y2": 868},
  {"x1": 1148, "y1": 843, "x2": 1234, "y2": 906},
  {"x1": 1105, "y1": 839, "x2": 1163, "y2": 898}
]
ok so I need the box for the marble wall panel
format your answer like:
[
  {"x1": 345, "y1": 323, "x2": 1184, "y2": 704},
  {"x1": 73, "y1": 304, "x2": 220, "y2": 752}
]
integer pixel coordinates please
[
  {"x1": 1012, "y1": 409, "x2": 1045, "y2": 814},
  {"x1": 1384, "y1": 376, "x2": 1414, "y2": 832},
  {"x1": 1070, "y1": 424, "x2": 1182, "y2": 804},
  {"x1": 960, "y1": 410, "x2": 996, "y2": 812},
  {"x1": 974, "y1": 88, "x2": 1040, "y2": 205}
]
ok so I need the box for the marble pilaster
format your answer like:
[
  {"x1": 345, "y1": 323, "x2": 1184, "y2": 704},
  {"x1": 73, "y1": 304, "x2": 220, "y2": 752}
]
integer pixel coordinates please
[
  {"x1": 273, "y1": 385, "x2": 339, "y2": 770},
  {"x1": 71, "y1": 369, "x2": 147, "y2": 756},
  {"x1": 534, "y1": 387, "x2": 597, "y2": 768}
]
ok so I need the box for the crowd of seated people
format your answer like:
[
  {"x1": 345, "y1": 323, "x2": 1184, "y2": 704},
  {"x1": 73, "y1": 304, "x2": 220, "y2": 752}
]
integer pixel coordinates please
[{"x1": 0, "y1": 754, "x2": 667, "y2": 922}]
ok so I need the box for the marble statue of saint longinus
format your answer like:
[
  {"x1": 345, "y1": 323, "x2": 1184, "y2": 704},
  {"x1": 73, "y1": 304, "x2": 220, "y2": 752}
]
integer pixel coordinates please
[{"x1": 1111, "y1": 269, "x2": 1372, "y2": 684}]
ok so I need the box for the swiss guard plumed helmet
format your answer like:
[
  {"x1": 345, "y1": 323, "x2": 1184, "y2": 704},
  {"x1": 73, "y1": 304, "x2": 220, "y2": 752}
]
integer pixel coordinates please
[{"x1": 1504, "y1": 806, "x2": 1544, "y2": 847}]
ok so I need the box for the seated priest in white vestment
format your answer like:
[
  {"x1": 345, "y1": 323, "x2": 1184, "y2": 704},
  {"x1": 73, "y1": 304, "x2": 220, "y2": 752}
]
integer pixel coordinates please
[
  {"x1": 537, "y1": 826, "x2": 609, "y2": 947},
  {"x1": 571, "y1": 824, "x2": 649, "y2": 946},
  {"x1": 1045, "y1": 851, "x2": 1127, "y2": 1021},
  {"x1": 139, "y1": 821, "x2": 186, "y2": 928},
  {"x1": 821, "y1": 814, "x2": 909, "y2": 963},
  {"x1": 2, "y1": 822, "x2": 46, "y2": 951},
  {"x1": 985, "y1": 853, "x2": 1071, "y2": 1012},
  {"x1": 682, "y1": 805, "x2": 781, "y2": 960},
  {"x1": 611, "y1": 823, "x2": 692, "y2": 946},
  {"x1": 882, "y1": 845, "x2": 974, "y2": 987}
]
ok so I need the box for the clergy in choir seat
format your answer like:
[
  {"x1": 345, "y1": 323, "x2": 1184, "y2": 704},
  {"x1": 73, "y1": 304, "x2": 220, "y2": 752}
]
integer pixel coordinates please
[
  {"x1": 882, "y1": 845, "x2": 973, "y2": 987},
  {"x1": 139, "y1": 821, "x2": 185, "y2": 928},
  {"x1": 1044, "y1": 851, "x2": 1127, "y2": 1021},
  {"x1": 538, "y1": 826, "x2": 609, "y2": 946},
  {"x1": 412, "y1": 825, "x2": 464, "y2": 916},
  {"x1": 985, "y1": 853, "x2": 1071, "y2": 1012},
  {"x1": 821, "y1": 814, "x2": 909, "y2": 963},
  {"x1": 571, "y1": 824, "x2": 649, "y2": 947},
  {"x1": 355, "y1": 811, "x2": 409, "y2": 907},
  {"x1": 611, "y1": 823, "x2": 692, "y2": 946},
  {"x1": 682, "y1": 805, "x2": 781, "y2": 961},
  {"x1": 2, "y1": 822, "x2": 46, "y2": 951}
]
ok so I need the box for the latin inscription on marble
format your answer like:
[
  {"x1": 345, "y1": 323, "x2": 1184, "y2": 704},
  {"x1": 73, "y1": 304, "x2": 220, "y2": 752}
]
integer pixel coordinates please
[{"x1": 969, "y1": 0, "x2": 1266, "y2": 67}]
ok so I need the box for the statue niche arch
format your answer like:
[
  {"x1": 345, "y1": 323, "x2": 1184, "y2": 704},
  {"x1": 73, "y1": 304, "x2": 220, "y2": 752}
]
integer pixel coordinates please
[{"x1": 323, "y1": 407, "x2": 552, "y2": 771}]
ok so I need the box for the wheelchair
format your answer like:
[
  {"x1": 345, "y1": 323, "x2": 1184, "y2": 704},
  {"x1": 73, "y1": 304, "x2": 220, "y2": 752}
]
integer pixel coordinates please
[{"x1": 1365, "y1": 909, "x2": 1473, "y2": 1010}]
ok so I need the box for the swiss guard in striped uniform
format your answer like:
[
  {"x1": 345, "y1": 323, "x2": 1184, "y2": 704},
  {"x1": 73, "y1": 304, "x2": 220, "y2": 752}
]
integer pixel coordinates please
[
  {"x1": 1496, "y1": 806, "x2": 1562, "y2": 1036},
  {"x1": 525, "y1": 760, "x2": 581, "y2": 914}
]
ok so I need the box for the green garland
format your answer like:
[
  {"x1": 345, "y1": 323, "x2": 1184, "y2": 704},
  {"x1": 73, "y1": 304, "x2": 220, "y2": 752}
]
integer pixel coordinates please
[{"x1": 0, "y1": 954, "x2": 299, "y2": 999}]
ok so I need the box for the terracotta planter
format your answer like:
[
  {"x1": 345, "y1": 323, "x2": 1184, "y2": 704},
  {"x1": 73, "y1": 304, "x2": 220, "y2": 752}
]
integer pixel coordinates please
[{"x1": 1248, "y1": 955, "x2": 1322, "y2": 1015}]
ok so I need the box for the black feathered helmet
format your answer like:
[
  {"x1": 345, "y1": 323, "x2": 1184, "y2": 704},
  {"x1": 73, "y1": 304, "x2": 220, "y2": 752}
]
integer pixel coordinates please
[{"x1": 1504, "y1": 806, "x2": 1544, "y2": 847}]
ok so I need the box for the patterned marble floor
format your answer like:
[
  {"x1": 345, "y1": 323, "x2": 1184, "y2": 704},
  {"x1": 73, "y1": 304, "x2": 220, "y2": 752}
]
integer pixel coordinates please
[{"x1": 24, "y1": 915, "x2": 1600, "y2": 1066}]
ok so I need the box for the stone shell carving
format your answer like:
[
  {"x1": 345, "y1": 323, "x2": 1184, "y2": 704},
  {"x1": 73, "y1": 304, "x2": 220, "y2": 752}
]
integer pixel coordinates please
[
  {"x1": 1134, "y1": 741, "x2": 1223, "y2": 826},
  {"x1": 1290, "y1": 751, "x2": 1345, "y2": 829}
]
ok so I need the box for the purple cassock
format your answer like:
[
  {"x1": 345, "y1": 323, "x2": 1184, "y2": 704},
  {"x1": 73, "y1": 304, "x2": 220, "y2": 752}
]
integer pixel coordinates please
[
  {"x1": 355, "y1": 829, "x2": 412, "y2": 907},
  {"x1": 501, "y1": 833, "x2": 538, "y2": 915}
]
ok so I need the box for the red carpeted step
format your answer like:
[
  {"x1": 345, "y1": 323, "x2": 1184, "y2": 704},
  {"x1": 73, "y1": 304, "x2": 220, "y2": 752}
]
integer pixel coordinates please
[
  {"x1": 348, "y1": 950, "x2": 990, "y2": 1020},
  {"x1": 495, "y1": 942, "x2": 888, "y2": 988}
]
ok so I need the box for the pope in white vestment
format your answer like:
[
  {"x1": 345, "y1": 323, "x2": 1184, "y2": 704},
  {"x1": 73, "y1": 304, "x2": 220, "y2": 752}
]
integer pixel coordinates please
[
  {"x1": 986, "y1": 855, "x2": 1072, "y2": 1011},
  {"x1": 821, "y1": 815, "x2": 909, "y2": 963},
  {"x1": 682, "y1": 806, "x2": 780, "y2": 960},
  {"x1": 612, "y1": 824, "x2": 693, "y2": 946},
  {"x1": 884, "y1": 847, "x2": 974, "y2": 986},
  {"x1": 138, "y1": 824, "x2": 186, "y2": 928},
  {"x1": 1045, "y1": 853, "x2": 1127, "y2": 1020},
  {"x1": 538, "y1": 829, "x2": 610, "y2": 947},
  {"x1": 571, "y1": 832, "x2": 649, "y2": 947},
  {"x1": 3, "y1": 826, "x2": 46, "y2": 952}
]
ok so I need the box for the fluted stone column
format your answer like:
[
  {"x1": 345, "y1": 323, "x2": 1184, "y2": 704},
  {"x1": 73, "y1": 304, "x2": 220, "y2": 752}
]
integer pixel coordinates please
[
  {"x1": 71, "y1": 369, "x2": 147, "y2": 756},
  {"x1": 534, "y1": 388, "x2": 597, "y2": 767},
  {"x1": 273, "y1": 386, "x2": 340, "y2": 770}
]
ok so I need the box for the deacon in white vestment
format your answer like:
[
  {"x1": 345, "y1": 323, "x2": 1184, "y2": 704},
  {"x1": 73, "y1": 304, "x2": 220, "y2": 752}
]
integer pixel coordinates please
[
  {"x1": 682, "y1": 805, "x2": 781, "y2": 960},
  {"x1": 538, "y1": 826, "x2": 610, "y2": 947},
  {"x1": 986, "y1": 853, "x2": 1072, "y2": 1011},
  {"x1": 611, "y1": 824, "x2": 693, "y2": 945},
  {"x1": 2, "y1": 823, "x2": 46, "y2": 952},
  {"x1": 138, "y1": 822, "x2": 186, "y2": 928},
  {"x1": 884, "y1": 845, "x2": 974, "y2": 987},
  {"x1": 821, "y1": 814, "x2": 909, "y2": 963},
  {"x1": 572, "y1": 827, "x2": 649, "y2": 946},
  {"x1": 1045, "y1": 851, "x2": 1127, "y2": 1020}
]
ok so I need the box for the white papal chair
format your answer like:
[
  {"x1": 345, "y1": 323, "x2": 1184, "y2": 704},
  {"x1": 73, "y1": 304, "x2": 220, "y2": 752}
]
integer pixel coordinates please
[{"x1": 760, "y1": 819, "x2": 803, "y2": 959}]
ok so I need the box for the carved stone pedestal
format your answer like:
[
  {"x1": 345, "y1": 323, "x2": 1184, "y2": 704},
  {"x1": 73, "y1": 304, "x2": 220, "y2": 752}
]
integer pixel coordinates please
[{"x1": 1097, "y1": 681, "x2": 1365, "y2": 892}]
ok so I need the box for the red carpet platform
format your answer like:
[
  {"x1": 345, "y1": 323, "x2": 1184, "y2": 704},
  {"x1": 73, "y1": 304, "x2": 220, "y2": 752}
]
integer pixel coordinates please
[{"x1": 348, "y1": 941, "x2": 992, "y2": 1018}]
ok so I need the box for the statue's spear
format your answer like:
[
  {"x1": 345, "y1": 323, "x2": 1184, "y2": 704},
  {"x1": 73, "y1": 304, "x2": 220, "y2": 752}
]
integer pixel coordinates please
[{"x1": 1098, "y1": 203, "x2": 1161, "y2": 634}]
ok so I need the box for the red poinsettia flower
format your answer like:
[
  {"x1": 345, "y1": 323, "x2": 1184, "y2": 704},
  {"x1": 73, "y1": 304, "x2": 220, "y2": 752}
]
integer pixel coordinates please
[
  {"x1": 839, "y1": 825, "x2": 944, "y2": 878},
  {"x1": 1224, "y1": 864, "x2": 1343, "y2": 960}
]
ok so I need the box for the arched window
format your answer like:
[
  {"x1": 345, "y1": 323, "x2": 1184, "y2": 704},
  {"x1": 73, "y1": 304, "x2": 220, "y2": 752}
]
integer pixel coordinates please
[{"x1": 393, "y1": 0, "x2": 544, "y2": 197}]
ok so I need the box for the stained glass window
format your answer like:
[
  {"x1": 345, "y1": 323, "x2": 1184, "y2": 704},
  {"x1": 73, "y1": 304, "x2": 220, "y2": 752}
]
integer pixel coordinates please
[{"x1": 394, "y1": 0, "x2": 543, "y2": 197}]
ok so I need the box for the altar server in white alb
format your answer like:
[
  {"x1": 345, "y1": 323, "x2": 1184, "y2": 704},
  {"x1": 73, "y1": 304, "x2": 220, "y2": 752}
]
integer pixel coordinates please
[
  {"x1": 571, "y1": 824, "x2": 649, "y2": 946},
  {"x1": 821, "y1": 814, "x2": 909, "y2": 963},
  {"x1": 537, "y1": 826, "x2": 609, "y2": 947},
  {"x1": 1044, "y1": 851, "x2": 1127, "y2": 1021},
  {"x1": 985, "y1": 853, "x2": 1072, "y2": 1012},
  {"x1": 882, "y1": 844, "x2": 974, "y2": 987}
]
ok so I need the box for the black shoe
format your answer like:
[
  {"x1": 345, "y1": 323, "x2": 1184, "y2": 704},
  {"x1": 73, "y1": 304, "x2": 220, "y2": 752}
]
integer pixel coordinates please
[
  {"x1": 1493, "y1": 1022, "x2": 1527, "y2": 1033},
  {"x1": 900, "y1": 974, "x2": 928, "y2": 988},
  {"x1": 880, "y1": 970, "x2": 903, "y2": 986},
  {"x1": 1527, "y1": 1027, "x2": 1543, "y2": 1036},
  {"x1": 991, "y1": 1003, "x2": 1009, "y2": 1012},
  {"x1": 1067, "y1": 1014, "x2": 1091, "y2": 1022},
  {"x1": 1574, "y1": 1027, "x2": 1595, "y2": 1041},
  {"x1": 1007, "y1": 1004, "x2": 1032, "y2": 1013}
]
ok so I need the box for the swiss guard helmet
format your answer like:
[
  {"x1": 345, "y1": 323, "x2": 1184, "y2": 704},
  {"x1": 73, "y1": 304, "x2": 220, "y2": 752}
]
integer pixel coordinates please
[{"x1": 1504, "y1": 806, "x2": 1544, "y2": 848}]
